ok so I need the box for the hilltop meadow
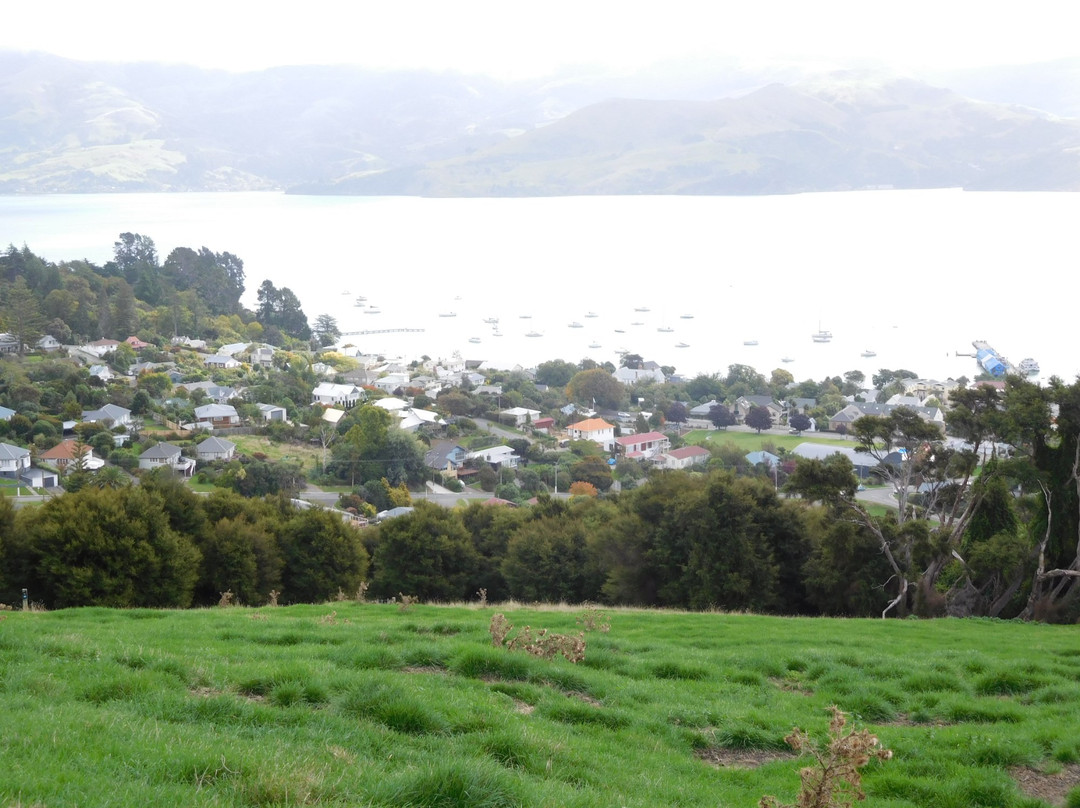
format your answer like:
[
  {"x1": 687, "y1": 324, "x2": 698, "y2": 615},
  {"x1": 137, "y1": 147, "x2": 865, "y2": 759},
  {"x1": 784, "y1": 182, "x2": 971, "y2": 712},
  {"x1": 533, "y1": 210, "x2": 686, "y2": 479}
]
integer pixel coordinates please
[{"x1": 2, "y1": 603, "x2": 1079, "y2": 807}]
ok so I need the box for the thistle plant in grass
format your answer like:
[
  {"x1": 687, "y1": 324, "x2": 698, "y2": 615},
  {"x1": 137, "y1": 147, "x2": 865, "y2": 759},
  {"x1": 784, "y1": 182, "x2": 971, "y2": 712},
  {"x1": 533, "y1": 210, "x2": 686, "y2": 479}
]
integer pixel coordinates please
[{"x1": 761, "y1": 706, "x2": 891, "y2": 808}]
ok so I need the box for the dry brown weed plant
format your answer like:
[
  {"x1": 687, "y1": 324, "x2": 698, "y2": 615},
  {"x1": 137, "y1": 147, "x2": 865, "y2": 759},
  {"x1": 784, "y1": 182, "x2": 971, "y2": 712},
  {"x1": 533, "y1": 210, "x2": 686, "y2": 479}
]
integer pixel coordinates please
[
  {"x1": 577, "y1": 605, "x2": 610, "y2": 633},
  {"x1": 356, "y1": 581, "x2": 369, "y2": 603},
  {"x1": 398, "y1": 594, "x2": 417, "y2": 612},
  {"x1": 477, "y1": 588, "x2": 488, "y2": 607},
  {"x1": 489, "y1": 613, "x2": 586, "y2": 663},
  {"x1": 760, "y1": 706, "x2": 892, "y2": 808},
  {"x1": 218, "y1": 590, "x2": 234, "y2": 608},
  {"x1": 267, "y1": 589, "x2": 280, "y2": 607},
  {"x1": 318, "y1": 611, "x2": 338, "y2": 625}
]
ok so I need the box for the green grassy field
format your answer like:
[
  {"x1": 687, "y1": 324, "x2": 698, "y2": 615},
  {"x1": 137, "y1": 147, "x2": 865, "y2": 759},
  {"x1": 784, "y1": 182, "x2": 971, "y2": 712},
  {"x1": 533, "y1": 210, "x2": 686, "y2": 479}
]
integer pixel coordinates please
[
  {"x1": 686, "y1": 429, "x2": 852, "y2": 453},
  {"x1": 2, "y1": 605, "x2": 1078, "y2": 807}
]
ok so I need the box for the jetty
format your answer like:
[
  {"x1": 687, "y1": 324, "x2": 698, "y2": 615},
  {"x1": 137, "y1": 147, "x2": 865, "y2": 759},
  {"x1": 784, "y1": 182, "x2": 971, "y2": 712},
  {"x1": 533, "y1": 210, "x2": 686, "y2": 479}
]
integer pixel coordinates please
[
  {"x1": 972, "y1": 340, "x2": 1018, "y2": 377},
  {"x1": 339, "y1": 328, "x2": 425, "y2": 337}
]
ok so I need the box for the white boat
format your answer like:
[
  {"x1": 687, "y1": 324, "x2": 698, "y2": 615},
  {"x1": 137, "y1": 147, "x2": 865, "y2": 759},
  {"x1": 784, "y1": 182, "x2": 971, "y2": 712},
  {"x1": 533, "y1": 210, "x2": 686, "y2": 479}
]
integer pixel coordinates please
[
  {"x1": 861, "y1": 349, "x2": 877, "y2": 358},
  {"x1": 1019, "y1": 357, "x2": 1040, "y2": 374},
  {"x1": 364, "y1": 307, "x2": 381, "y2": 314},
  {"x1": 525, "y1": 331, "x2": 542, "y2": 337},
  {"x1": 744, "y1": 340, "x2": 759, "y2": 346},
  {"x1": 519, "y1": 314, "x2": 532, "y2": 319},
  {"x1": 589, "y1": 342, "x2": 602, "y2": 349},
  {"x1": 492, "y1": 330, "x2": 503, "y2": 337},
  {"x1": 468, "y1": 337, "x2": 481, "y2": 344},
  {"x1": 585, "y1": 312, "x2": 598, "y2": 318},
  {"x1": 631, "y1": 321, "x2": 644, "y2": 326},
  {"x1": 569, "y1": 321, "x2": 584, "y2": 328},
  {"x1": 782, "y1": 357, "x2": 794, "y2": 363},
  {"x1": 658, "y1": 326, "x2": 674, "y2": 333},
  {"x1": 614, "y1": 329, "x2": 625, "y2": 333},
  {"x1": 675, "y1": 342, "x2": 689, "y2": 348},
  {"x1": 634, "y1": 306, "x2": 650, "y2": 312},
  {"x1": 680, "y1": 314, "x2": 694, "y2": 319},
  {"x1": 439, "y1": 312, "x2": 457, "y2": 318},
  {"x1": 483, "y1": 317, "x2": 499, "y2": 324},
  {"x1": 812, "y1": 331, "x2": 832, "y2": 343}
]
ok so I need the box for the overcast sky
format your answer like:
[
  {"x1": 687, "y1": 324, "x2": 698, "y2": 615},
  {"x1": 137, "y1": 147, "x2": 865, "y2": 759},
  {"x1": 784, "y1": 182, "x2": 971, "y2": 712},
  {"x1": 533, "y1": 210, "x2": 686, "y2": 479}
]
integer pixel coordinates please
[{"x1": 3, "y1": 0, "x2": 1077, "y2": 78}]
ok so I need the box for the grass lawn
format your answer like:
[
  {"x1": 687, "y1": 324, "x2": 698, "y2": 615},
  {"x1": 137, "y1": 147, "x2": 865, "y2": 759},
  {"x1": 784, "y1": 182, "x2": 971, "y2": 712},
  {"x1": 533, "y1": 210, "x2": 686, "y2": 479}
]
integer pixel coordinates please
[
  {"x1": 229, "y1": 434, "x2": 325, "y2": 469},
  {"x1": 687, "y1": 429, "x2": 852, "y2": 453},
  {"x1": 1, "y1": 604, "x2": 1078, "y2": 807}
]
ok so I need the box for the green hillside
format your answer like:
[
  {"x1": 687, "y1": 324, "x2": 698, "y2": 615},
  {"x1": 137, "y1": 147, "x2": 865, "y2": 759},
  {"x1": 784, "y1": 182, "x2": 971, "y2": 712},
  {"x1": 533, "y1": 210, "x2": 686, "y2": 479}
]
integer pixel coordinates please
[{"x1": 2, "y1": 604, "x2": 1077, "y2": 806}]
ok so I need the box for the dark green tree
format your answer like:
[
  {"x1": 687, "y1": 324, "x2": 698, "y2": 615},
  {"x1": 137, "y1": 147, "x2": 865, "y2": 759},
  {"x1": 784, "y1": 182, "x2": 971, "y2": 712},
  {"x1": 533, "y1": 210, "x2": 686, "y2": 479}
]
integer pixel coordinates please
[{"x1": 369, "y1": 502, "x2": 477, "y2": 601}]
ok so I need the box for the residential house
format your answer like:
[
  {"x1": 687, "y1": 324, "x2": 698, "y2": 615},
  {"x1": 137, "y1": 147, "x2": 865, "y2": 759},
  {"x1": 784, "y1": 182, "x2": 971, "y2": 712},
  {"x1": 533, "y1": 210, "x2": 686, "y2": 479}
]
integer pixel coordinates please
[
  {"x1": 786, "y1": 397, "x2": 817, "y2": 416},
  {"x1": 310, "y1": 362, "x2": 336, "y2": 377},
  {"x1": 0, "y1": 405, "x2": 15, "y2": 421},
  {"x1": 467, "y1": 445, "x2": 519, "y2": 468},
  {"x1": 0, "y1": 442, "x2": 31, "y2": 477},
  {"x1": 80, "y1": 338, "x2": 121, "y2": 358},
  {"x1": 88, "y1": 364, "x2": 115, "y2": 382},
  {"x1": 171, "y1": 336, "x2": 207, "y2": 350},
  {"x1": 138, "y1": 443, "x2": 195, "y2": 475},
  {"x1": 500, "y1": 407, "x2": 541, "y2": 427},
  {"x1": 745, "y1": 450, "x2": 781, "y2": 468},
  {"x1": 194, "y1": 403, "x2": 239, "y2": 429},
  {"x1": 0, "y1": 333, "x2": 19, "y2": 353},
  {"x1": 196, "y1": 436, "x2": 237, "y2": 462},
  {"x1": 202, "y1": 354, "x2": 242, "y2": 370},
  {"x1": 174, "y1": 381, "x2": 238, "y2": 403},
  {"x1": 312, "y1": 382, "x2": 365, "y2": 408},
  {"x1": 474, "y1": 384, "x2": 503, "y2": 397},
  {"x1": 900, "y1": 378, "x2": 960, "y2": 404},
  {"x1": 81, "y1": 403, "x2": 132, "y2": 428},
  {"x1": 425, "y1": 443, "x2": 468, "y2": 476},
  {"x1": 397, "y1": 408, "x2": 445, "y2": 432},
  {"x1": 790, "y1": 443, "x2": 878, "y2": 479},
  {"x1": 322, "y1": 408, "x2": 346, "y2": 425},
  {"x1": 566, "y1": 418, "x2": 615, "y2": 451},
  {"x1": 256, "y1": 403, "x2": 287, "y2": 422},
  {"x1": 689, "y1": 400, "x2": 721, "y2": 419},
  {"x1": 35, "y1": 335, "x2": 61, "y2": 351},
  {"x1": 371, "y1": 372, "x2": 411, "y2": 394},
  {"x1": 372, "y1": 397, "x2": 409, "y2": 413},
  {"x1": 532, "y1": 417, "x2": 555, "y2": 434},
  {"x1": 658, "y1": 445, "x2": 711, "y2": 469},
  {"x1": 613, "y1": 366, "x2": 666, "y2": 385},
  {"x1": 734, "y1": 395, "x2": 784, "y2": 424},
  {"x1": 38, "y1": 439, "x2": 105, "y2": 471},
  {"x1": 217, "y1": 342, "x2": 249, "y2": 357},
  {"x1": 615, "y1": 431, "x2": 671, "y2": 460},
  {"x1": 827, "y1": 402, "x2": 945, "y2": 434},
  {"x1": 20, "y1": 467, "x2": 59, "y2": 488},
  {"x1": 125, "y1": 336, "x2": 151, "y2": 350},
  {"x1": 249, "y1": 345, "x2": 275, "y2": 367}
]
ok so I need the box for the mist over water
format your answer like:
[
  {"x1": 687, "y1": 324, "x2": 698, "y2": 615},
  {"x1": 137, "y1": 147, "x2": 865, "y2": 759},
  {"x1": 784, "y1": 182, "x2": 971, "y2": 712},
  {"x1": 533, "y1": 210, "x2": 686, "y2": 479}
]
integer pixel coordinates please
[{"x1": 3, "y1": 189, "x2": 1076, "y2": 385}]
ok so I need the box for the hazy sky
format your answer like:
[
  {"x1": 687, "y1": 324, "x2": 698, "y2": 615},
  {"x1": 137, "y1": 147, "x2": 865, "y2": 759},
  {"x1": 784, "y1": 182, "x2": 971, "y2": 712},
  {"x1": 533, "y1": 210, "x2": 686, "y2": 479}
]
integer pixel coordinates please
[{"x1": 4, "y1": 0, "x2": 1077, "y2": 78}]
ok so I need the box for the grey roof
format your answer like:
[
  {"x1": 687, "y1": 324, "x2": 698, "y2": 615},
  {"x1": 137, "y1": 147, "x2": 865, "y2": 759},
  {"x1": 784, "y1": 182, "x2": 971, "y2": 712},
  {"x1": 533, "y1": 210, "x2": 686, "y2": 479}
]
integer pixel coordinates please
[
  {"x1": 194, "y1": 403, "x2": 237, "y2": 418},
  {"x1": 82, "y1": 403, "x2": 131, "y2": 422},
  {"x1": 140, "y1": 442, "x2": 182, "y2": 460},
  {"x1": 0, "y1": 442, "x2": 30, "y2": 461},
  {"x1": 196, "y1": 437, "x2": 236, "y2": 455},
  {"x1": 791, "y1": 443, "x2": 876, "y2": 469}
]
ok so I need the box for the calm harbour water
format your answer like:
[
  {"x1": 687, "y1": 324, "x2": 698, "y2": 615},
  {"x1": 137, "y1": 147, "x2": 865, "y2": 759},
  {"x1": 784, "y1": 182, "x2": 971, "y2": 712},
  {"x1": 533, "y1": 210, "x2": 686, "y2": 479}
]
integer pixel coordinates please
[{"x1": 2, "y1": 189, "x2": 1077, "y2": 384}]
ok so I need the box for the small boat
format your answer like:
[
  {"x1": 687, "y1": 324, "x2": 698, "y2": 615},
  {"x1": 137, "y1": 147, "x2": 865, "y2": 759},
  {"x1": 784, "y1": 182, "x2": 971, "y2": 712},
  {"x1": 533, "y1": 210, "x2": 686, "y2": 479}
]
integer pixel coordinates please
[
  {"x1": 744, "y1": 340, "x2": 759, "y2": 346},
  {"x1": 657, "y1": 326, "x2": 674, "y2": 333},
  {"x1": 492, "y1": 330, "x2": 503, "y2": 337},
  {"x1": 342, "y1": 290, "x2": 351, "y2": 295},
  {"x1": 585, "y1": 312, "x2": 599, "y2": 318},
  {"x1": 589, "y1": 342, "x2": 602, "y2": 349},
  {"x1": 439, "y1": 312, "x2": 457, "y2": 318},
  {"x1": 483, "y1": 317, "x2": 499, "y2": 324},
  {"x1": 634, "y1": 306, "x2": 650, "y2": 312},
  {"x1": 519, "y1": 314, "x2": 532, "y2": 319},
  {"x1": 525, "y1": 331, "x2": 542, "y2": 338},
  {"x1": 631, "y1": 321, "x2": 644, "y2": 326},
  {"x1": 1019, "y1": 357, "x2": 1040, "y2": 374},
  {"x1": 364, "y1": 307, "x2": 381, "y2": 314},
  {"x1": 680, "y1": 314, "x2": 694, "y2": 320},
  {"x1": 468, "y1": 337, "x2": 481, "y2": 344},
  {"x1": 782, "y1": 357, "x2": 794, "y2": 363},
  {"x1": 811, "y1": 332, "x2": 832, "y2": 343},
  {"x1": 861, "y1": 349, "x2": 877, "y2": 358},
  {"x1": 355, "y1": 295, "x2": 367, "y2": 304},
  {"x1": 568, "y1": 321, "x2": 584, "y2": 328},
  {"x1": 675, "y1": 342, "x2": 689, "y2": 348},
  {"x1": 614, "y1": 329, "x2": 625, "y2": 334}
]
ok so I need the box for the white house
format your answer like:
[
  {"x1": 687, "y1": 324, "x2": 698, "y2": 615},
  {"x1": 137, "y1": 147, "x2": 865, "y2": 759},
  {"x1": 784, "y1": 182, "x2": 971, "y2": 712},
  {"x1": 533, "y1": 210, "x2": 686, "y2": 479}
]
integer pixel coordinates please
[
  {"x1": 500, "y1": 407, "x2": 541, "y2": 427},
  {"x1": 138, "y1": 443, "x2": 195, "y2": 475},
  {"x1": 397, "y1": 408, "x2": 446, "y2": 432},
  {"x1": 467, "y1": 445, "x2": 519, "y2": 468},
  {"x1": 658, "y1": 445, "x2": 711, "y2": 469},
  {"x1": 203, "y1": 354, "x2": 242, "y2": 370},
  {"x1": 0, "y1": 405, "x2": 15, "y2": 421},
  {"x1": 566, "y1": 418, "x2": 616, "y2": 451},
  {"x1": 371, "y1": 372, "x2": 411, "y2": 393},
  {"x1": 0, "y1": 333, "x2": 21, "y2": 353},
  {"x1": 613, "y1": 366, "x2": 666, "y2": 385},
  {"x1": 35, "y1": 335, "x2": 61, "y2": 351},
  {"x1": 0, "y1": 442, "x2": 31, "y2": 477},
  {"x1": 88, "y1": 364, "x2": 115, "y2": 382},
  {"x1": 194, "y1": 403, "x2": 239, "y2": 428},
  {"x1": 312, "y1": 382, "x2": 364, "y2": 408},
  {"x1": 196, "y1": 436, "x2": 237, "y2": 462},
  {"x1": 81, "y1": 403, "x2": 132, "y2": 428}
]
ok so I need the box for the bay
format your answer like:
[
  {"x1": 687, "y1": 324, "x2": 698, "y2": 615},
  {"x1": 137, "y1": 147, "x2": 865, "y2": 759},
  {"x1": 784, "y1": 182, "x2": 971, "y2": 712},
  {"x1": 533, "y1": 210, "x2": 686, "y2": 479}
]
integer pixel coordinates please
[{"x1": 1, "y1": 190, "x2": 1076, "y2": 385}]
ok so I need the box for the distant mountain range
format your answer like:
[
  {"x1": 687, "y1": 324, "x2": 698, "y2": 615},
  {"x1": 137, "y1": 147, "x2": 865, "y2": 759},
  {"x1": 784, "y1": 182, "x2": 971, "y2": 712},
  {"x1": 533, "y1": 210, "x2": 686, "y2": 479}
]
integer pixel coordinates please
[{"x1": 2, "y1": 51, "x2": 1079, "y2": 195}]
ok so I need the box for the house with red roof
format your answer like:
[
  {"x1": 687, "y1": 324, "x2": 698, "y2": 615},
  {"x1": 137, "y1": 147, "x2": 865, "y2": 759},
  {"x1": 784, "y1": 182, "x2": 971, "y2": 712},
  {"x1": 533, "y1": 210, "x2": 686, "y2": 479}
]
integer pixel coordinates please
[{"x1": 615, "y1": 431, "x2": 671, "y2": 459}]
